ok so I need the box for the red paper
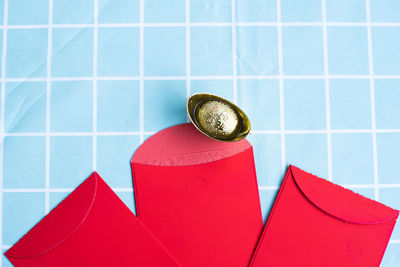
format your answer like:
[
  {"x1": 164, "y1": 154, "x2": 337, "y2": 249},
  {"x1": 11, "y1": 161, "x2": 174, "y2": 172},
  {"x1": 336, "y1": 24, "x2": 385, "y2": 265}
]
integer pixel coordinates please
[
  {"x1": 250, "y1": 165, "x2": 399, "y2": 267},
  {"x1": 131, "y1": 123, "x2": 263, "y2": 267},
  {"x1": 5, "y1": 172, "x2": 180, "y2": 267}
]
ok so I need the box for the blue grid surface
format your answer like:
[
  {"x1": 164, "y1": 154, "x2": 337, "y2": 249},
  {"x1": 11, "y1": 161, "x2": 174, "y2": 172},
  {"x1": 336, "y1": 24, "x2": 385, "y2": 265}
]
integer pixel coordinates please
[{"x1": 1, "y1": 0, "x2": 400, "y2": 266}]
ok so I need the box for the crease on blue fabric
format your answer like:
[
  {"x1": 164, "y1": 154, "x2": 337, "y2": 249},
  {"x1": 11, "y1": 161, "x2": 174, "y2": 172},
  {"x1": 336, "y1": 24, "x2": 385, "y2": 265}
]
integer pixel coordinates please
[
  {"x1": 2, "y1": 0, "x2": 127, "y2": 145},
  {"x1": 238, "y1": 56, "x2": 279, "y2": 75},
  {"x1": 201, "y1": 0, "x2": 217, "y2": 9},
  {"x1": 5, "y1": 84, "x2": 46, "y2": 133},
  {"x1": 10, "y1": 27, "x2": 85, "y2": 81},
  {"x1": 97, "y1": 0, "x2": 119, "y2": 18},
  {"x1": 17, "y1": 0, "x2": 117, "y2": 81}
]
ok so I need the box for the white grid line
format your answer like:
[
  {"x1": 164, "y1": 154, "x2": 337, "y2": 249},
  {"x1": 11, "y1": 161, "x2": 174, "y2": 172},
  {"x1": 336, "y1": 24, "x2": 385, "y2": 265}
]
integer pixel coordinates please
[
  {"x1": 3, "y1": 128, "x2": 400, "y2": 137},
  {"x1": 139, "y1": 0, "x2": 144, "y2": 143},
  {"x1": 92, "y1": 0, "x2": 99, "y2": 171},
  {"x1": 44, "y1": 0, "x2": 53, "y2": 215},
  {"x1": 1, "y1": 21, "x2": 400, "y2": 29},
  {"x1": 2, "y1": 188, "x2": 134, "y2": 193},
  {"x1": 231, "y1": 0, "x2": 238, "y2": 104},
  {"x1": 277, "y1": 0, "x2": 286, "y2": 172},
  {"x1": 366, "y1": 0, "x2": 379, "y2": 202},
  {"x1": 3, "y1": 183, "x2": 399, "y2": 193},
  {"x1": 0, "y1": 0, "x2": 8, "y2": 262},
  {"x1": 185, "y1": 0, "x2": 191, "y2": 117},
  {"x1": 252, "y1": 129, "x2": 400, "y2": 134},
  {"x1": 4, "y1": 131, "x2": 153, "y2": 136},
  {"x1": 1, "y1": 74, "x2": 400, "y2": 83},
  {"x1": 321, "y1": 0, "x2": 332, "y2": 182},
  {"x1": 342, "y1": 184, "x2": 400, "y2": 189}
]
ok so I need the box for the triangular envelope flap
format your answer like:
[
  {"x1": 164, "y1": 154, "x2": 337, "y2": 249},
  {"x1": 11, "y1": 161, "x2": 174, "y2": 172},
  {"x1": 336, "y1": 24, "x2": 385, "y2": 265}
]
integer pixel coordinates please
[
  {"x1": 290, "y1": 166, "x2": 399, "y2": 224},
  {"x1": 132, "y1": 123, "x2": 251, "y2": 166},
  {"x1": 6, "y1": 172, "x2": 99, "y2": 258}
]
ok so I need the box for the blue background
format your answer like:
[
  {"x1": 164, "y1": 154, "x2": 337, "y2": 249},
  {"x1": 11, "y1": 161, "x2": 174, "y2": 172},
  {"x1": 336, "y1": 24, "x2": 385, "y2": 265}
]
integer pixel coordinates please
[{"x1": 1, "y1": 0, "x2": 400, "y2": 266}]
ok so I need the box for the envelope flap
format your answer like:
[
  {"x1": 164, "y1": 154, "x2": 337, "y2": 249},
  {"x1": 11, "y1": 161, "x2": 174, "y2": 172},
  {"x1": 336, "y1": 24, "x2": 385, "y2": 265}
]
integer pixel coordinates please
[
  {"x1": 5, "y1": 172, "x2": 99, "y2": 258},
  {"x1": 132, "y1": 123, "x2": 251, "y2": 166},
  {"x1": 290, "y1": 166, "x2": 399, "y2": 224}
]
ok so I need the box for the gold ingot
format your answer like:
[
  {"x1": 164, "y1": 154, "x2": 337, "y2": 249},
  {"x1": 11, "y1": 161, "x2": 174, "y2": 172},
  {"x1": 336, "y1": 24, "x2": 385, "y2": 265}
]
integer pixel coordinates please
[{"x1": 187, "y1": 93, "x2": 251, "y2": 142}]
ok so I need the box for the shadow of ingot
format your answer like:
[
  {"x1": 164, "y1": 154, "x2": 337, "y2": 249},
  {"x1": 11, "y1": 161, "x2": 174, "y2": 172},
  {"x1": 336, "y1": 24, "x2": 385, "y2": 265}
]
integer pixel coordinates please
[{"x1": 187, "y1": 93, "x2": 251, "y2": 142}]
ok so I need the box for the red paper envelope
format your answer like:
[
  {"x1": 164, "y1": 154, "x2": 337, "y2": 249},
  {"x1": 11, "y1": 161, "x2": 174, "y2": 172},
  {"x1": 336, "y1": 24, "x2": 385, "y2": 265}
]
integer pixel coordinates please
[
  {"x1": 250, "y1": 165, "x2": 399, "y2": 267},
  {"x1": 131, "y1": 123, "x2": 263, "y2": 267},
  {"x1": 5, "y1": 172, "x2": 180, "y2": 267}
]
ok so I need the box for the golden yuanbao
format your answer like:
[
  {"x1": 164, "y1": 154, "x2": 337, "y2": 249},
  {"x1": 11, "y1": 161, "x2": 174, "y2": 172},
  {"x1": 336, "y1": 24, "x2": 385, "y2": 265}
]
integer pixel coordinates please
[
  {"x1": 187, "y1": 93, "x2": 251, "y2": 142},
  {"x1": 197, "y1": 100, "x2": 239, "y2": 137}
]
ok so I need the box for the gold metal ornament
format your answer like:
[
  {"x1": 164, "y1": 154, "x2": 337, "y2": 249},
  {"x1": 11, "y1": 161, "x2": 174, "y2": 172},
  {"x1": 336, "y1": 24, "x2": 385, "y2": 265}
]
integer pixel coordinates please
[{"x1": 187, "y1": 93, "x2": 251, "y2": 142}]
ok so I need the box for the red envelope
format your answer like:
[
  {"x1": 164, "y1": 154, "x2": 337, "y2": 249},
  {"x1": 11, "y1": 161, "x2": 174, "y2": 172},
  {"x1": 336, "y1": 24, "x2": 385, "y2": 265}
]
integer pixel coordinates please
[
  {"x1": 250, "y1": 165, "x2": 399, "y2": 267},
  {"x1": 5, "y1": 172, "x2": 180, "y2": 267},
  {"x1": 131, "y1": 123, "x2": 263, "y2": 267}
]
